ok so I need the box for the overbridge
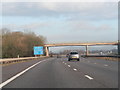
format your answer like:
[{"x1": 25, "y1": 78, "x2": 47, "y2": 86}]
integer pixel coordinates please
[{"x1": 44, "y1": 42, "x2": 119, "y2": 56}]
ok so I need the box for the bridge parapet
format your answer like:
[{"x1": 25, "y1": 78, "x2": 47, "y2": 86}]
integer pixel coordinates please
[
  {"x1": 44, "y1": 42, "x2": 118, "y2": 56},
  {"x1": 44, "y1": 42, "x2": 118, "y2": 47}
]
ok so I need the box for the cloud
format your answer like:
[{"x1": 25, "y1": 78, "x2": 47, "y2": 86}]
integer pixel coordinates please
[
  {"x1": 2, "y1": 22, "x2": 51, "y2": 31},
  {"x1": 20, "y1": 23, "x2": 50, "y2": 29},
  {"x1": 1, "y1": 0, "x2": 119, "y2": 2},
  {"x1": 1, "y1": 2, "x2": 118, "y2": 20},
  {"x1": 46, "y1": 29, "x2": 117, "y2": 43},
  {"x1": 67, "y1": 21, "x2": 115, "y2": 31},
  {"x1": 2, "y1": 19, "x2": 115, "y2": 33}
]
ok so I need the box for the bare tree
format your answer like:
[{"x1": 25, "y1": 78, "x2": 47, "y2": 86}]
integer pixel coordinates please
[{"x1": 2, "y1": 28, "x2": 46, "y2": 58}]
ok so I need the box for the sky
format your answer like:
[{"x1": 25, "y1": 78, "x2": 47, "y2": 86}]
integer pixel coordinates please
[{"x1": 0, "y1": 0, "x2": 119, "y2": 52}]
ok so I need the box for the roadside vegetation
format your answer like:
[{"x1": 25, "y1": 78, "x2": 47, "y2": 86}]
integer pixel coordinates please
[{"x1": 1, "y1": 28, "x2": 46, "y2": 58}]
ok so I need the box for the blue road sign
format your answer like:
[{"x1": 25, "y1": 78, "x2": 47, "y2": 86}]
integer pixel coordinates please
[{"x1": 34, "y1": 46, "x2": 44, "y2": 55}]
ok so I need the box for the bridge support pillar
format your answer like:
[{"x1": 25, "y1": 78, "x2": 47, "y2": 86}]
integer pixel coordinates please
[
  {"x1": 45, "y1": 46, "x2": 49, "y2": 56},
  {"x1": 86, "y1": 45, "x2": 89, "y2": 56},
  {"x1": 118, "y1": 40, "x2": 120, "y2": 55}
]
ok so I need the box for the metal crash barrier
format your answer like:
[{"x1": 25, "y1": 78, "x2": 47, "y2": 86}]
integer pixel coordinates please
[{"x1": 0, "y1": 56, "x2": 48, "y2": 65}]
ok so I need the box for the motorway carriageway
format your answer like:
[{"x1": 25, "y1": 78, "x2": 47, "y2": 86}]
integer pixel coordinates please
[{"x1": 1, "y1": 56, "x2": 118, "y2": 88}]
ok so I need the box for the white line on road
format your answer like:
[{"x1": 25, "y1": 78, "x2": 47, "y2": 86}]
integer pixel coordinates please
[
  {"x1": 65, "y1": 63, "x2": 67, "y2": 65},
  {"x1": 85, "y1": 75, "x2": 93, "y2": 80},
  {"x1": 0, "y1": 59, "x2": 48, "y2": 88},
  {"x1": 73, "y1": 68, "x2": 77, "y2": 71},
  {"x1": 104, "y1": 64, "x2": 108, "y2": 66},
  {"x1": 94, "y1": 63, "x2": 97, "y2": 64},
  {"x1": 68, "y1": 65, "x2": 71, "y2": 67}
]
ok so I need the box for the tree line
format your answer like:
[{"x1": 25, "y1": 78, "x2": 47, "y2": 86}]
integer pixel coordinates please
[{"x1": 1, "y1": 28, "x2": 46, "y2": 58}]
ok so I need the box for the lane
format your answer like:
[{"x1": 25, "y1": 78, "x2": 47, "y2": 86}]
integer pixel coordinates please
[
  {"x1": 81, "y1": 57, "x2": 118, "y2": 71},
  {"x1": 2, "y1": 57, "x2": 50, "y2": 82},
  {"x1": 3, "y1": 57, "x2": 108, "y2": 88},
  {"x1": 62, "y1": 57, "x2": 118, "y2": 88}
]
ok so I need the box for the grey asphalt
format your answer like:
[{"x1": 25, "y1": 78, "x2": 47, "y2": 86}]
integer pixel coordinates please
[
  {"x1": 2, "y1": 57, "x2": 49, "y2": 82},
  {"x1": 2, "y1": 57, "x2": 118, "y2": 88}
]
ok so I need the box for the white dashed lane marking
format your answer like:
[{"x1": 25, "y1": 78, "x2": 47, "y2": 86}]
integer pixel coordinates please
[
  {"x1": 104, "y1": 64, "x2": 108, "y2": 66},
  {"x1": 68, "y1": 65, "x2": 71, "y2": 67},
  {"x1": 85, "y1": 75, "x2": 93, "y2": 80},
  {"x1": 62, "y1": 61, "x2": 94, "y2": 81},
  {"x1": 73, "y1": 68, "x2": 77, "y2": 71}
]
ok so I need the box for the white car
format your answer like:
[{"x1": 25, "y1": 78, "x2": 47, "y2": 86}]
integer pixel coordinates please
[{"x1": 68, "y1": 51, "x2": 80, "y2": 61}]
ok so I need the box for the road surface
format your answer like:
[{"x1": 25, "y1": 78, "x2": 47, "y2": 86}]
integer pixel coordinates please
[{"x1": 2, "y1": 57, "x2": 118, "y2": 88}]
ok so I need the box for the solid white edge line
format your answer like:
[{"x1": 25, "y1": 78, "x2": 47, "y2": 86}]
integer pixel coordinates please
[
  {"x1": 0, "y1": 59, "x2": 47, "y2": 88},
  {"x1": 85, "y1": 75, "x2": 93, "y2": 80},
  {"x1": 73, "y1": 68, "x2": 77, "y2": 71}
]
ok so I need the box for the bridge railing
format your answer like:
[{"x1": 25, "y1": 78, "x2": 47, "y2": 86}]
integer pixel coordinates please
[
  {"x1": 0, "y1": 56, "x2": 48, "y2": 65},
  {"x1": 81, "y1": 55, "x2": 120, "y2": 58}
]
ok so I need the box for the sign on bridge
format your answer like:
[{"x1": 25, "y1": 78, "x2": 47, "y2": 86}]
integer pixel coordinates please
[{"x1": 34, "y1": 46, "x2": 44, "y2": 55}]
